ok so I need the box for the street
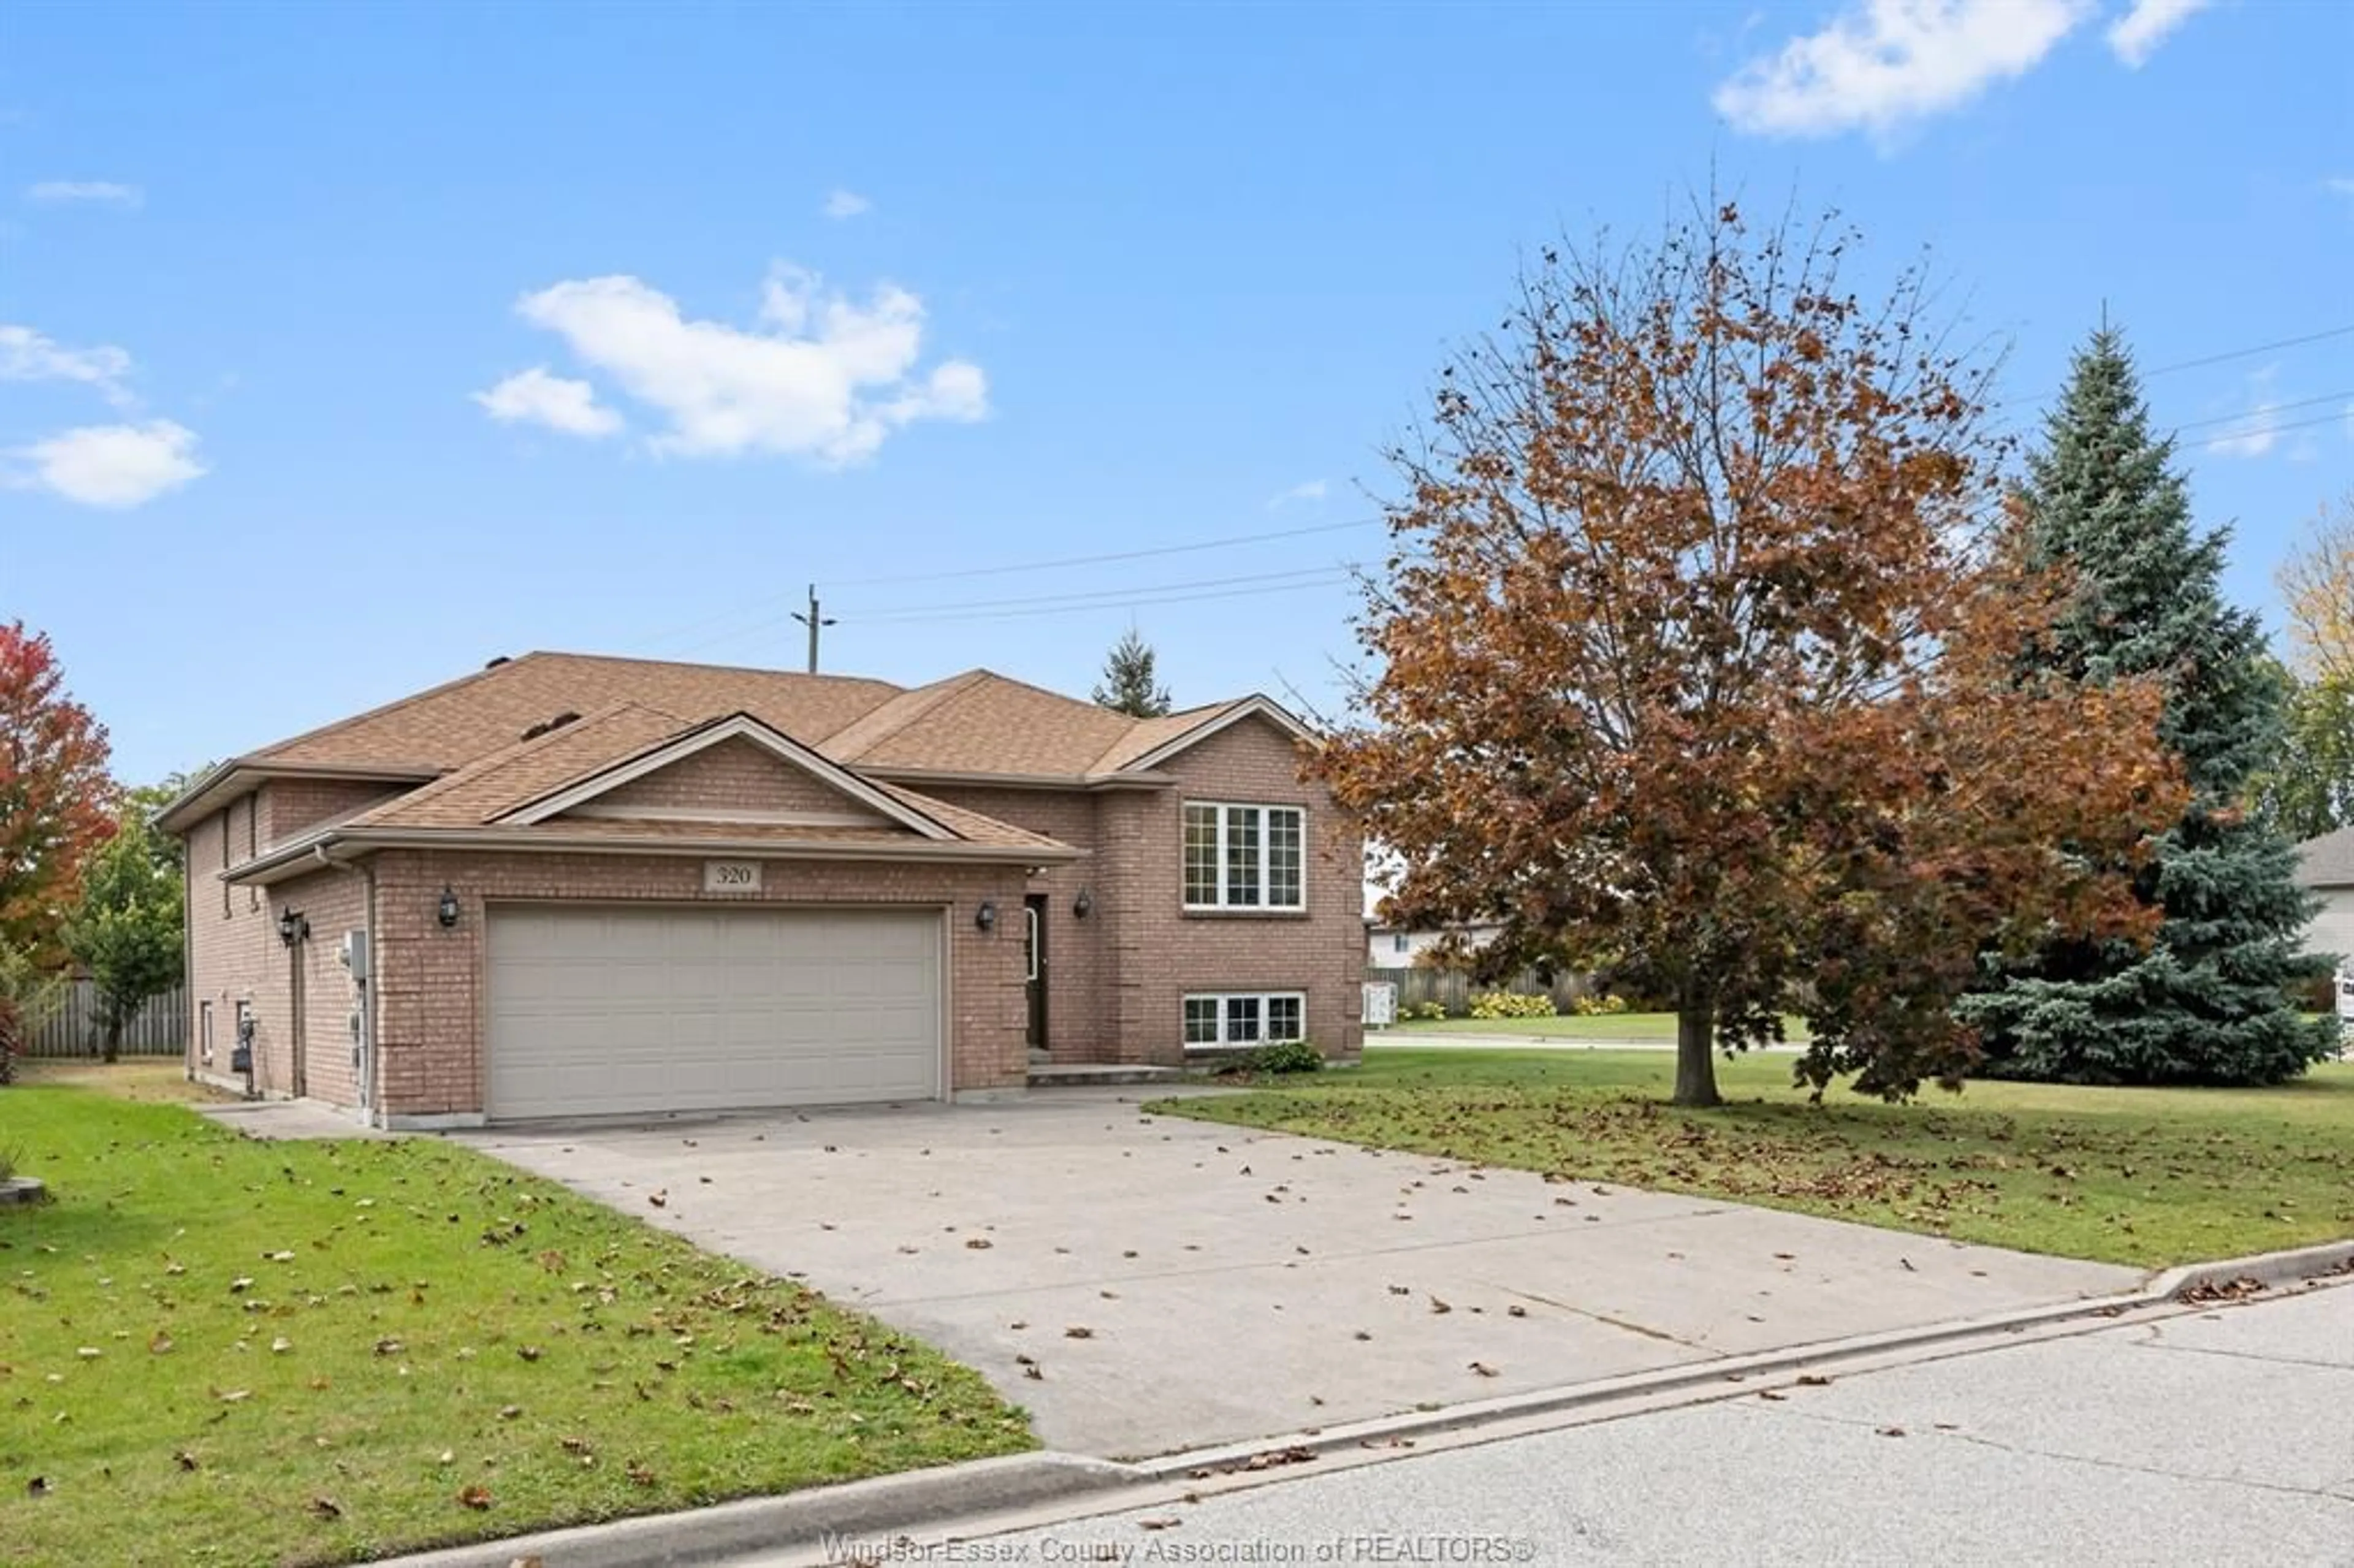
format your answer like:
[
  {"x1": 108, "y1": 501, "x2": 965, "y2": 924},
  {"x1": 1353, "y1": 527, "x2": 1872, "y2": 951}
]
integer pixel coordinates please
[{"x1": 788, "y1": 1279, "x2": 2354, "y2": 1567}]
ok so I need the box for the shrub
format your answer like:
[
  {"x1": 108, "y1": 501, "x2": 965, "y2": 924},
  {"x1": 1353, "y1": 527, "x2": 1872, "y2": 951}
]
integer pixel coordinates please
[
  {"x1": 1400, "y1": 1000, "x2": 1450, "y2": 1022},
  {"x1": 1206, "y1": 1040, "x2": 1325, "y2": 1077},
  {"x1": 1571, "y1": 992, "x2": 1631, "y2": 1016},
  {"x1": 1468, "y1": 991, "x2": 1557, "y2": 1019}
]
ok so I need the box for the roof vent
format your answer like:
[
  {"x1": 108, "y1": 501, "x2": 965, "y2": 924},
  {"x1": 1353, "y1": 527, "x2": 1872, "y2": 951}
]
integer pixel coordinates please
[
  {"x1": 485, "y1": 655, "x2": 511, "y2": 669},
  {"x1": 519, "y1": 710, "x2": 582, "y2": 742}
]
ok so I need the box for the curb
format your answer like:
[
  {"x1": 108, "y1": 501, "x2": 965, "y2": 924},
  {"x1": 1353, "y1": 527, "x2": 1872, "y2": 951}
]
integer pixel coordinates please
[
  {"x1": 375, "y1": 1453, "x2": 1140, "y2": 1568},
  {"x1": 376, "y1": 1238, "x2": 2354, "y2": 1567},
  {"x1": 1129, "y1": 1236, "x2": 2354, "y2": 1482}
]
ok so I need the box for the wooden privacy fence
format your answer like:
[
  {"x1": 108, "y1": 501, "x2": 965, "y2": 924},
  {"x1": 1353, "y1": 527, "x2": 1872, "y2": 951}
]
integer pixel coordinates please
[
  {"x1": 1365, "y1": 965, "x2": 1591, "y2": 1016},
  {"x1": 21, "y1": 980, "x2": 187, "y2": 1058}
]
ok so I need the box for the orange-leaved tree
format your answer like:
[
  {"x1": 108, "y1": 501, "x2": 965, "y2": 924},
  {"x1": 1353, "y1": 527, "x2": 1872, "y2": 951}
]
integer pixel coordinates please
[
  {"x1": 0, "y1": 622, "x2": 115, "y2": 964},
  {"x1": 1316, "y1": 202, "x2": 2187, "y2": 1106}
]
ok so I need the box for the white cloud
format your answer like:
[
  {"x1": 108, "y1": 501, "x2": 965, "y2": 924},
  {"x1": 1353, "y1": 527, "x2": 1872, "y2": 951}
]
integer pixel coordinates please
[
  {"x1": 2106, "y1": 0, "x2": 2211, "y2": 66},
  {"x1": 823, "y1": 189, "x2": 872, "y2": 220},
  {"x1": 1268, "y1": 479, "x2": 1329, "y2": 509},
  {"x1": 24, "y1": 180, "x2": 142, "y2": 208},
  {"x1": 2204, "y1": 366, "x2": 2284, "y2": 459},
  {"x1": 0, "y1": 322, "x2": 136, "y2": 407},
  {"x1": 495, "y1": 265, "x2": 988, "y2": 465},
  {"x1": 1713, "y1": 0, "x2": 2090, "y2": 139},
  {"x1": 10, "y1": 420, "x2": 205, "y2": 507},
  {"x1": 471, "y1": 367, "x2": 623, "y2": 438},
  {"x1": 2326, "y1": 177, "x2": 2354, "y2": 200}
]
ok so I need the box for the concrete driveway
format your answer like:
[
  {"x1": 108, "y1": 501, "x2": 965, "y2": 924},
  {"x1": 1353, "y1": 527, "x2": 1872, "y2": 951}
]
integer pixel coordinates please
[{"x1": 462, "y1": 1089, "x2": 2139, "y2": 1460}]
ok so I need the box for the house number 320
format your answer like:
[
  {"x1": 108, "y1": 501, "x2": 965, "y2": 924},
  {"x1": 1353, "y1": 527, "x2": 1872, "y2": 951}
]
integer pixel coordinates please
[{"x1": 703, "y1": 861, "x2": 763, "y2": 892}]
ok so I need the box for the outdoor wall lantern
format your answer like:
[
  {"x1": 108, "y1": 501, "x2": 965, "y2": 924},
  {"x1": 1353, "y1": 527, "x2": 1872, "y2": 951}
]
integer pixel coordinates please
[
  {"x1": 276, "y1": 908, "x2": 309, "y2": 947},
  {"x1": 975, "y1": 899, "x2": 997, "y2": 932},
  {"x1": 436, "y1": 886, "x2": 461, "y2": 929},
  {"x1": 1073, "y1": 888, "x2": 1094, "y2": 919}
]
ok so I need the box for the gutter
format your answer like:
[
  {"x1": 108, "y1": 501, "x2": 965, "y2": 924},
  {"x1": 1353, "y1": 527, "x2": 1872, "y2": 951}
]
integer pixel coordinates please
[
  {"x1": 223, "y1": 826, "x2": 1084, "y2": 886},
  {"x1": 155, "y1": 758, "x2": 440, "y2": 834}
]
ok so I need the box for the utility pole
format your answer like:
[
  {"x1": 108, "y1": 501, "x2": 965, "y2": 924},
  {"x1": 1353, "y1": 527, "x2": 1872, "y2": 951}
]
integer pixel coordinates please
[{"x1": 790, "y1": 584, "x2": 836, "y2": 675}]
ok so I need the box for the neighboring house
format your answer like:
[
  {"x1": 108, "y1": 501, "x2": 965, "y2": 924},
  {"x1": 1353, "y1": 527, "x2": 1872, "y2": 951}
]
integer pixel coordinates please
[
  {"x1": 1365, "y1": 921, "x2": 1506, "y2": 970},
  {"x1": 158, "y1": 654, "x2": 1362, "y2": 1127},
  {"x1": 2295, "y1": 825, "x2": 2354, "y2": 973}
]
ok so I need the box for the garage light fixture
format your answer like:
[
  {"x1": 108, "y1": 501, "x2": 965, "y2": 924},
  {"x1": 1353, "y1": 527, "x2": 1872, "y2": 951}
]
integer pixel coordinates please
[
  {"x1": 975, "y1": 899, "x2": 997, "y2": 932},
  {"x1": 436, "y1": 886, "x2": 461, "y2": 929},
  {"x1": 1073, "y1": 888, "x2": 1094, "y2": 919},
  {"x1": 277, "y1": 908, "x2": 309, "y2": 947}
]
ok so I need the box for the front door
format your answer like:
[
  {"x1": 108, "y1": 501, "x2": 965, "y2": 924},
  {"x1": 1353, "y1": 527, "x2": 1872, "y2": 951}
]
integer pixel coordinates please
[{"x1": 1024, "y1": 894, "x2": 1048, "y2": 1051}]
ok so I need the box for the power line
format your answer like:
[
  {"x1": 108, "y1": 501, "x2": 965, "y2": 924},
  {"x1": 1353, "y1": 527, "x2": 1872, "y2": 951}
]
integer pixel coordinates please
[
  {"x1": 841, "y1": 573, "x2": 1357, "y2": 628},
  {"x1": 1996, "y1": 322, "x2": 2354, "y2": 409},
  {"x1": 2177, "y1": 409, "x2": 2350, "y2": 452},
  {"x1": 857, "y1": 564, "x2": 1351, "y2": 621},
  {"x1": 2166, "y1": 390, "x2": 2353, "y2": 434},
  {"x1": 829, "y1": 514, "x2": 1384, "y2": 589}
]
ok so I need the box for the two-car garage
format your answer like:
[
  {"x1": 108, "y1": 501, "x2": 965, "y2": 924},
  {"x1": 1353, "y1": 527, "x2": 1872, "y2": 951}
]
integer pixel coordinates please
[{"x1": 484, "y1": 905, "x2": 944, "y2": 1121}]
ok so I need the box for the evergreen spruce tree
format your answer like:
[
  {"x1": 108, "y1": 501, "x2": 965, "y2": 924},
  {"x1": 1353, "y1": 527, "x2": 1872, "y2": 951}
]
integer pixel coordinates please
[
  {"x1": 1957, "y1": 327, "x2": 2337, "y2": 1085},
  {"x1": 1092, "y1": 628, "x2": 1172, "y2": 717}
]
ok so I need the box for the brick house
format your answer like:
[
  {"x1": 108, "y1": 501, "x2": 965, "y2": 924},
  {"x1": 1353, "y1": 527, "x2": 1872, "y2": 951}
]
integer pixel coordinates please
[{"x1": 157, "y1": 654, "x2": 1363, "y2": 1127}]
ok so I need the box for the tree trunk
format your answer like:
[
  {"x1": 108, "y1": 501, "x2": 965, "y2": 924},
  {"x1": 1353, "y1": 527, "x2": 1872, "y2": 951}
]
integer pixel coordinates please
[{"x1": 1674, "y1": 1002, "x2": 1723, "y2": 1108}]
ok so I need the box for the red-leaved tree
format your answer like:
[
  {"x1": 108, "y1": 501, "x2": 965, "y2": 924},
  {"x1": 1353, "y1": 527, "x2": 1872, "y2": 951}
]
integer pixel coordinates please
[
  {"x1": 0, "y1": 622, "x2": 115, "y2": 964},
  {"x1": 1318, "y1": 202, "x2": 2187, "y2": 1106}
]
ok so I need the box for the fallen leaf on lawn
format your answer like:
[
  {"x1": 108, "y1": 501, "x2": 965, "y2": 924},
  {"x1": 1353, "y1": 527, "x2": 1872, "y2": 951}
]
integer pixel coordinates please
[
  {"x1": 76, "y1": 1347, "x2": 101, "y2": 1360},
  {"x1": 517, "y1": 1345, "x2": 543, "y2": 1362},
  {"x1": 498, "y1": 1405, "x2": 522, "y2": 1421},
  {"x1": 265, "y1": 1251, "x2": 295, "y2": 1263},
  {"x1": 626, "y1": 1462, "x2": 657, "y2": 1487},
  {"x1": 309, "y1": 1496, "x2": 342, "y2": 1520},
  {"x1": 174, "y1": 1450, "x2": 199, "y2": 1472},
  {"x1": 270, "y1": 1338, "x2": 292, "y2": 1355},
  {"x1": 217, "y1": 1389, "x2": 251, "y2": 1403},
  {"x1": 457, "y1": 1484, "x2": 493, "y2": 1510},
  {"x1": 228, "y1": 1277, "x2": 254, "y2": 1293},
  {"x1": 27, "y1": 1477, "x2": 48, "y2": 1496},
  {"x1": 149, "y1": 1332, "x2": 174, "y2": 1355},
  {"x1": 373, "y1": 1338, "x2": 403, "y2": 1357}
]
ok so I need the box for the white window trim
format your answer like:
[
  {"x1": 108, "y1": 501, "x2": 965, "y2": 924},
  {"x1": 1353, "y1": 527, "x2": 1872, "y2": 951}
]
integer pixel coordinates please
[
  {"x1": 1181, "y1": 801, "x2": 1306, "y2": 911},
  {"x1": 1182, "y1": 990, "x2": 1308, "y2": 1049}
]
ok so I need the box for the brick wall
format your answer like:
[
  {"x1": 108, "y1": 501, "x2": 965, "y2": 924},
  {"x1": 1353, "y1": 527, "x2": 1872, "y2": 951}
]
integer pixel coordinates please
[
  {"x1": 924, "y1": 717, "x2": 1363, "y2": 1066},
  {"x1": 367, "y1": 848, "x2": 1029, "y2": 1121},
  {"x1": 1132, "y1": 718, "x2": 1362, "y2": 1064},
  {"x1": 264, "y1": 777, "x2": 408, "y2": 842},
  {"x1": 916, "y1": 785, "x2": 1111, "y2": 1061},
  {"x1": 183, "y1": 804, "x2": 280, "y2": 1092},
  {"x1": 592, "y1": 738, "x2": 877, "y2": 817},
  {"x1": 275, "y1": 863, "x2": 368, "y2": 1108}
]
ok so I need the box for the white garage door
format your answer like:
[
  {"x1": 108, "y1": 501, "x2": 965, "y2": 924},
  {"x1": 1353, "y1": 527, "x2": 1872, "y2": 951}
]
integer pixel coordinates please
[{"x1": 487, "y1": 905, "x2": 942, "y2": 1121}]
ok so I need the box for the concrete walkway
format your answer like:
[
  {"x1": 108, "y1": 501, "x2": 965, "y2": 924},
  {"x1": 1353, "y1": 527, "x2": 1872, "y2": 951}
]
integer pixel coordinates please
[
  {"x1": 462, "y1": 1089, "x2": 2138, "y2": 1461},
  {"x1": 194, "y1": 1098, "x2": 385, "y2": 1139}
]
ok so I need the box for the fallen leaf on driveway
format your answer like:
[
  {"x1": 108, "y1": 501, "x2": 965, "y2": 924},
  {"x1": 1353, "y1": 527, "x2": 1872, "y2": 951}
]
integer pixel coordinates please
[
  {"x1": 1064, "y1": 1326, "x2": 1094, "y2": 1339},
  {"x1": 647, "y1": 1192, "x2": 667, "y2": 1209},
  {"x1": 1428, "y1": 1296, "x2": 1452, "y2": 1315},
  {"x1": 1795, "y1": 1374, "x2": 1830, "y2": 1387},
  {"x1": 1139, "y1": 1517, "x2": 1181, "y2": 1531},
  {"x1": 1755, "y1": 1390, "x2": 1786, "y2": 1402},
  {"x1": 1876, "y1": 1426, "x2": 1906, "y2": 1438},
  {"x1": 964, "y1": 1238, "x2": 993, "y2": 1250},
  {"x1": 1506, "y1": 1304, "x2": 1528, "y2": 1319},
  {"x1": 1468, "y1": 1361, "x2": 1498, "y2": 1377}
]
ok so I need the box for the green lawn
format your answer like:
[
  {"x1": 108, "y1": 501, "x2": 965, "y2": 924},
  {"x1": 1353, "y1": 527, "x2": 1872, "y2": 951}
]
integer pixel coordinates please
[
  {"x1": 1382, "y1": 1012, "x2": 1809, "y2": 1041},
  {"x1": 1164, "y1": 1049, "x2": 2354, "y2": 1268},
  {"x1": 0, "y1": 1080, "x2": 1029, "y2": 1568}
]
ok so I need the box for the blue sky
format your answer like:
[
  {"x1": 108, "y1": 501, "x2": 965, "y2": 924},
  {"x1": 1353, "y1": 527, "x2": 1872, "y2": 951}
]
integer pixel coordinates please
[{"x1": 5, "y1": 0, "x2": 2349, "y2": 783}]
